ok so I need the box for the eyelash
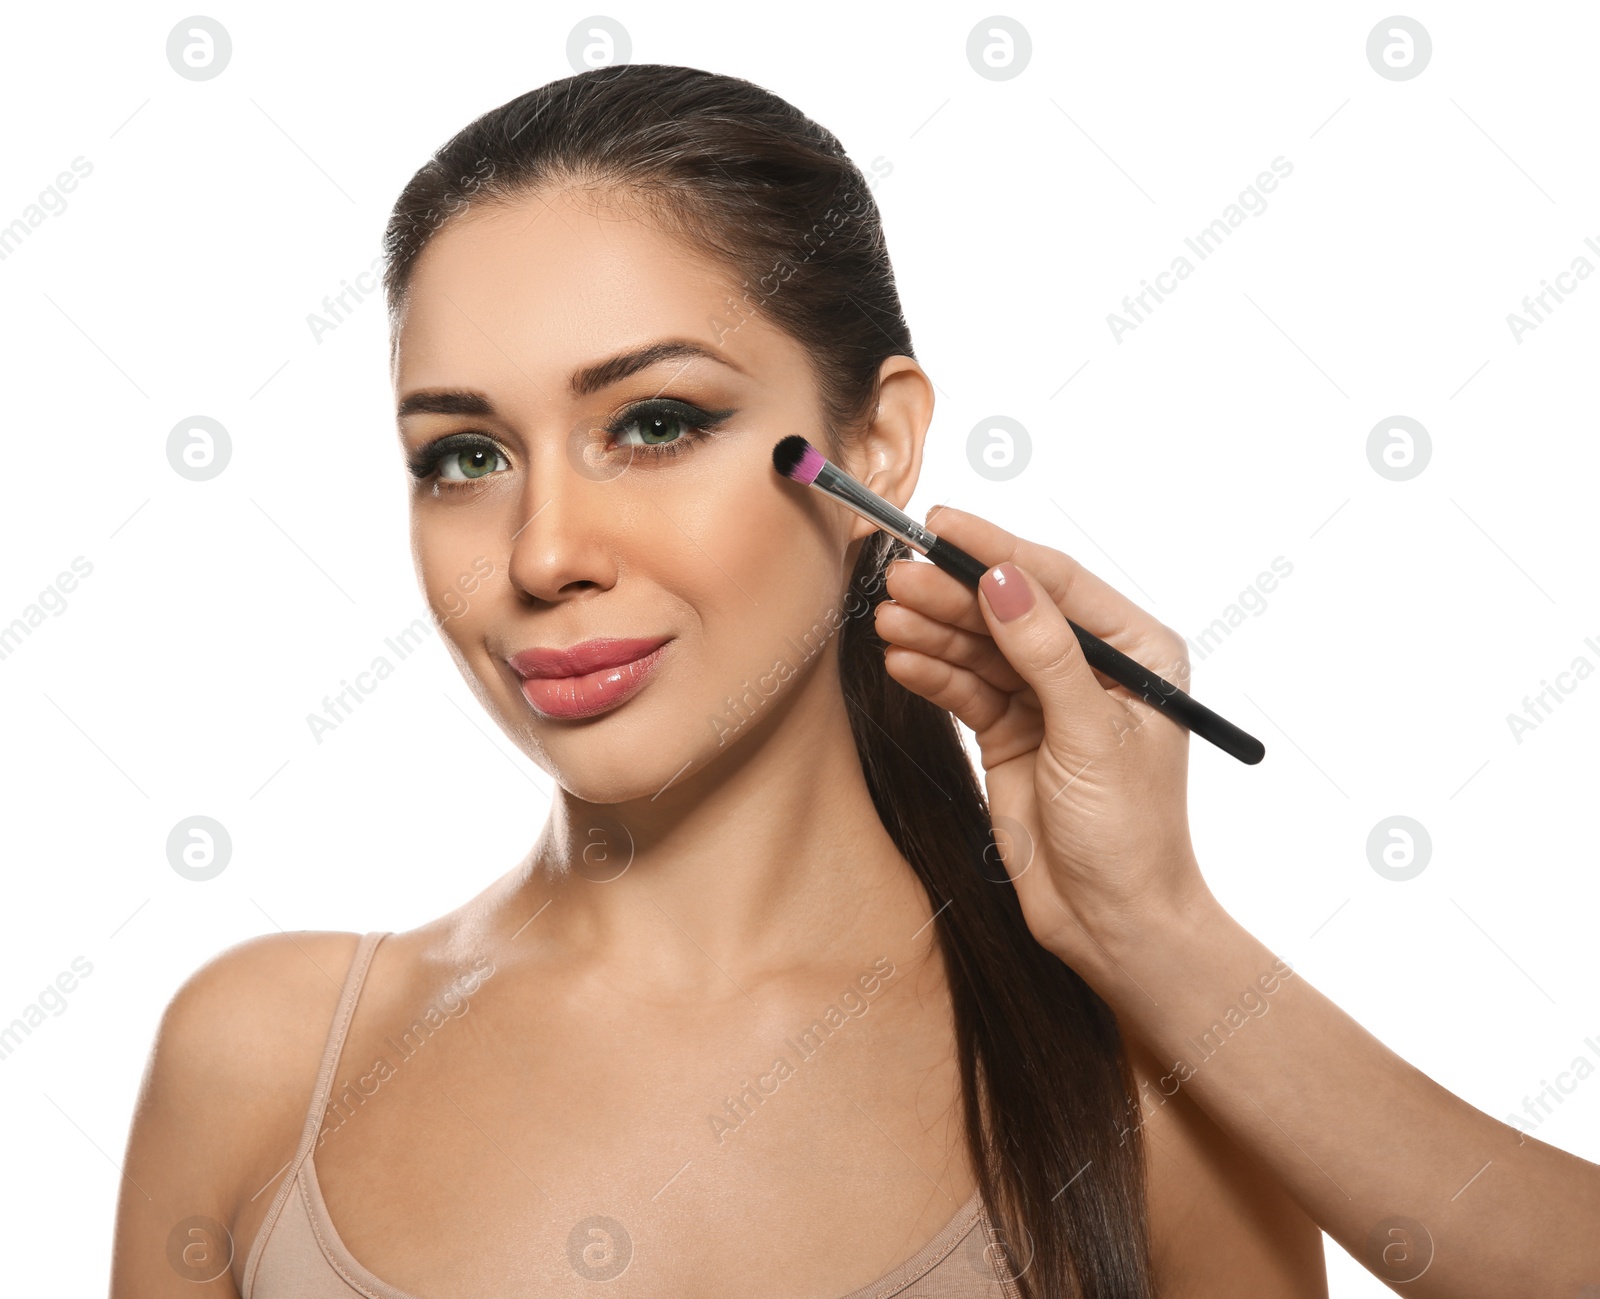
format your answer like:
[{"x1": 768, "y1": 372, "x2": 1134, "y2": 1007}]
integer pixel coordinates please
[{"x1": 406, "y1": 398, "x2": 736, "y2": 489}]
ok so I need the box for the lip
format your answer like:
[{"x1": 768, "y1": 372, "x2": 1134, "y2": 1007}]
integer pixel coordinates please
[
  {"x1": 507, "y1": 636, "x2": 671, "y2": 720},
  {"x1": 508, "y1": 636, "x2": 672, "y2": 680}
]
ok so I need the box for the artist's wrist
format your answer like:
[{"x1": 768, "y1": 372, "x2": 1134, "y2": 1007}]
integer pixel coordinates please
[{"x1": 1057, "y1": 863, "x2": 1235, "y2": 1003}]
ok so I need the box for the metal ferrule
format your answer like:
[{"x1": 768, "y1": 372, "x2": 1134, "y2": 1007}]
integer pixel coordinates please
[{"x1": 813, "y1": 459, "x2": 935, "y2": 555}]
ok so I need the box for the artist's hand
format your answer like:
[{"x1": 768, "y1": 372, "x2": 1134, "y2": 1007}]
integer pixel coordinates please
[{"x1": 875, "y1": 504, "x2": 1213, "y2": 974}]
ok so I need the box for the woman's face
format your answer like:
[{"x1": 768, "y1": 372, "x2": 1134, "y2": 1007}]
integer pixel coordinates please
[{"x1": 391, "y1": 185, "x2": 878, "y2": 804}]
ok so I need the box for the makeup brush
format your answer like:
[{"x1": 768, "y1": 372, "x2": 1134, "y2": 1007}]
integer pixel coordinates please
[{"x1": 772, "y1": 435, "x2": 1265, "y2": 766}]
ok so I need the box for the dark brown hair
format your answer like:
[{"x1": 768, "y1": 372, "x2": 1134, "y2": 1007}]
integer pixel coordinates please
[{"x1": 380, "y1": 63, "x2": 1153, "y2": 1299}]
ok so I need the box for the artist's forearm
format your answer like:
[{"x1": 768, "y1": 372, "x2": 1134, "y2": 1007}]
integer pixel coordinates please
[{"x1": 1075, "y1": 881, "x2": 1600, "y2": 1296}]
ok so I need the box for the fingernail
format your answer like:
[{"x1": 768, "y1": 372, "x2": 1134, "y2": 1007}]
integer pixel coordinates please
[{"x1": 981, "y1": 562, "x2": 1034, "y2": 622}]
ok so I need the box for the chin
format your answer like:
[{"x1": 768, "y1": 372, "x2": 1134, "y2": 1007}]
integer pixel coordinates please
[{"x1": 528, "y1": 710, "x2": 709, "y2": 806}]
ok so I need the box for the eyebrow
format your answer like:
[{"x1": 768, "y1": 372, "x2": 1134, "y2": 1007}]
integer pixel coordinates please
[{"x1": 396, "y1": 339, "x2": 743, "y2": 421}]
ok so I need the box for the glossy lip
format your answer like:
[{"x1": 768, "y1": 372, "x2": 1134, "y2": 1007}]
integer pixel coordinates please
[
  {"x1": 507, "y1": 636, "x2": 671, "y2": 680},
  {"x1": 506, "y1": 637, "x2": 672, "y2": 721}
]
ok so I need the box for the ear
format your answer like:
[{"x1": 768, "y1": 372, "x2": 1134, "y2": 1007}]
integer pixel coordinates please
[{"x1": 838, "y1": 357, "x2": 935, "y2": 544}]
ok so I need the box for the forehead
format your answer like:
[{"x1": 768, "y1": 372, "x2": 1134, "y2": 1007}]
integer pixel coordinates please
[{"x1": 392, "y1": 187, "x2": 789, "y2": 394}]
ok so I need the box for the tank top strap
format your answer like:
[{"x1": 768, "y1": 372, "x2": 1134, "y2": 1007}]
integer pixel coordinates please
[
  {"x1": 303, "y1": 930, "x2": 390, "y2": 1133},
  {"x1": 241, "y1": 930, "x2": 390, "y2": 1298}
]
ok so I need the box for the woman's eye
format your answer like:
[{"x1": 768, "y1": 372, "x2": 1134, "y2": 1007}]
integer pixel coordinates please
[
  {"x1": 407, "y1": 399, "x2": 734, "y2": 490},
  {"x1": 408, "y1": 435, "x2": 510, "y2": 487},
  {"x1": 438, "y1": 444, "x2": 508, "y2": 481},
  {"x1": 612, "y1": 403, "x2": 693, "y2": 449},
  {"x1": 607, "y1": 399, "x2": 736, "y2": 455}
]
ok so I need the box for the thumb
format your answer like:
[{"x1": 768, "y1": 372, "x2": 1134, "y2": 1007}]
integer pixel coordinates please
[{"x1": 978, "y1": 560, "x2": 1110, "y2": 739}]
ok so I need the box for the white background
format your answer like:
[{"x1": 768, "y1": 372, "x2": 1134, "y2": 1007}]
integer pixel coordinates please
[{"x1": 1, "y1": 3, "x2": 1596, "y2": 1294}]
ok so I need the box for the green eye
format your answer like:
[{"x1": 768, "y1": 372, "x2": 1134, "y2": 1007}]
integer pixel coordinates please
[
  {"x1": 439, "y1": 445, "x2": 507, "y2": 480},
  {"x1": 618, "y1": 408, "x2": 688, "y2": 446},
  {"x1": 407, "y1": 434, "x2": 509, "y2": 486},
  {"x1": 607, "y1": 398, "x2": 733, "y2": 453},
  {"x1": 405, "y1": 396, "x2": 737, "y2": 491}
]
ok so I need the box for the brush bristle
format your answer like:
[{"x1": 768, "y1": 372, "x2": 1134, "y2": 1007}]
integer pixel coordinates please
[{"x1": 772, "y1": 435, "x2": 825, "y2": 485}]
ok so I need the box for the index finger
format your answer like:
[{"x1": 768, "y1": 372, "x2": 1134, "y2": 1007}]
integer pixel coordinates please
[{"x1": 921, "y1": 503, "x2": 1185, "y2": 675}]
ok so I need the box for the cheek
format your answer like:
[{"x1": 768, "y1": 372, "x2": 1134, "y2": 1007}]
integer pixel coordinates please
[
  {"x1": 412, "y1": 515, "x2": 498, "y2": 634},
  {"x1": 696, "y1": 525, "x2": 853, "y2": 689},
  {"x1": 688, "y1": 482, "x2": 841, "y2": 631}
]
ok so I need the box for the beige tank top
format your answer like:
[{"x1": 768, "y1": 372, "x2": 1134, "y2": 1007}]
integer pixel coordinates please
[{"x1": 242, "y1": 931, "x2": 1024, "y2": 1298}]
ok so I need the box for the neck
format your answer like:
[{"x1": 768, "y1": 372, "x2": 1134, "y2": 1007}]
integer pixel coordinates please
[{"x1": 497, "y1": 651, "x2": 933, "y2": 995}]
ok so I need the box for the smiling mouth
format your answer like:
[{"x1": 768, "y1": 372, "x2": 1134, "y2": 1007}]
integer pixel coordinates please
[{"x1": 512, "y1": 641, "x2": 671, "y2": 719}]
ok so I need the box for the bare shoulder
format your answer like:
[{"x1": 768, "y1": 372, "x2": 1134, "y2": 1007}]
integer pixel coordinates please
[
  {"x1": 110, "y1": 930, "x2": 365, "y2": 1298},
  {"x1": 155, "y1": 930, "x2": 365, "y2": 1119},
  {"x1": 1125, "y1": 1032, "x2": 1328, "y2": 1298}
]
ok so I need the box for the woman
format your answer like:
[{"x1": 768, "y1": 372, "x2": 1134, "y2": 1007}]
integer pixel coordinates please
[{"x1": 109, "y1": 65, "x2": 1595, "y2": 1299}]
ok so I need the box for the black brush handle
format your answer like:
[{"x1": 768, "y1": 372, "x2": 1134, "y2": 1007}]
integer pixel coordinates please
[{"x1": 922, "y1": 536, "x2": 1265, "y2": 765}]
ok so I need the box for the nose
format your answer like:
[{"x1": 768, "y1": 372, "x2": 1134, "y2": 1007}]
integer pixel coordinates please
[{"x1": 505, "y1": 445, "x2": 620, "y2": 604}]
